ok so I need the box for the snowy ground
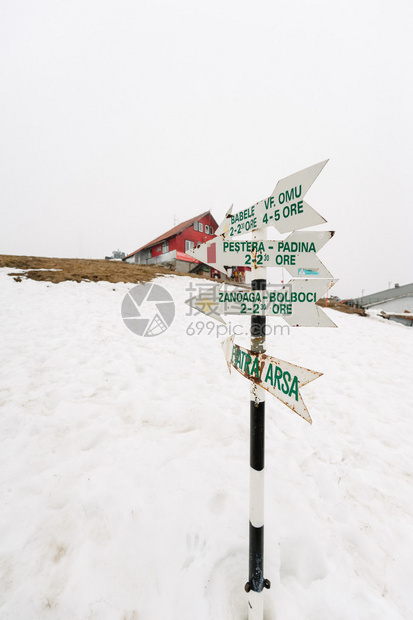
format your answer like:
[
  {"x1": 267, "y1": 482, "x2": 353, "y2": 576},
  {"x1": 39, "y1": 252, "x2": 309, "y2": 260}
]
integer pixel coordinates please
[{"x1": 0, "y1": 269, "x2": 412, "y2": 619}]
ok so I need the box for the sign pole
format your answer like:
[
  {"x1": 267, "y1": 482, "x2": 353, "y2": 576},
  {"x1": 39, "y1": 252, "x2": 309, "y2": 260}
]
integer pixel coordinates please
[
  {"x1": 245, "y1": 227, "x2": 270, "y2": 618},
  {"x1": 184, "y1": 160, "x2": 335, "y2": 618}
]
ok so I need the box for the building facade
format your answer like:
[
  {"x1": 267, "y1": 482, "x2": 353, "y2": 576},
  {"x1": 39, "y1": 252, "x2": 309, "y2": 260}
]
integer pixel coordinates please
[
  {"x1": 123, "y1": 211, "x2": 249, "y2": 280},
  {"x1": 348, "y1": 282, "x2": 413, "y2": 313},
  {"x1": 346, "y1": 283, "x2": 413, "y2": 326}
]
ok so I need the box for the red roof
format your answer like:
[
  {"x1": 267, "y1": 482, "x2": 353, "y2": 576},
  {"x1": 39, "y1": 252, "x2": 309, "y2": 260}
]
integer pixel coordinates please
[
  {"x1": 124, "y1": 211, "x2": 218, "y2": 259},
  {"x1": 176, "y1": 251, "x2": 200, "y2": 263}
]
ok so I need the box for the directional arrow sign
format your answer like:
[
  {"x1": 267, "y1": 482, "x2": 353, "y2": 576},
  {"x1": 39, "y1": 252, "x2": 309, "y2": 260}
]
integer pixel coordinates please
[
  {"x1": 215, "y1": 160, "x2": 328, "y2": 238},
  {"x1": 221, "y1": 335, "x2": 322, "y2": 423},
  {"x1": 187, "y1": 230, "x2": 334, "y2": 278},
  {"x1": 185, "y1": 279, "x2": 337, "y2": 327}
]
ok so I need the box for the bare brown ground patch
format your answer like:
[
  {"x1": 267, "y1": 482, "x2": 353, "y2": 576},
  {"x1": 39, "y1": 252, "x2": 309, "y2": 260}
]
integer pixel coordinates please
[
  {"x1": 0, "y1": 254, "x2": 208, "y2": 285},
  {"x1": 316, "y1": 298, "x2": 366, "y2": 316},
  {"x1": 1, "y1": 255, "x2": 365, "y2": 316}
]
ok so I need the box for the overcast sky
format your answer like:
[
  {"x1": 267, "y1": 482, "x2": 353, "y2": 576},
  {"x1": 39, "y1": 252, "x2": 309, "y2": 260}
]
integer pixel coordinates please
[{"x1": 1, "y1": 0, "x2": 412, "y2": 298}]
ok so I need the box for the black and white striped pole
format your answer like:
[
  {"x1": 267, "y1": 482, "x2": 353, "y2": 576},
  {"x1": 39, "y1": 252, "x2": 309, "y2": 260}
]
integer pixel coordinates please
[{"x1": 245, "y1": 228, "x2": 271, "y2": 618}]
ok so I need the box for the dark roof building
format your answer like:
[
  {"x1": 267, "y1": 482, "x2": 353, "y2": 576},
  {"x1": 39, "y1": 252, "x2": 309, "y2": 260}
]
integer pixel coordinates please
[
  {"x1": 346, "y1": 282, "x2": 413, "y2": 326},
  {"x1": 348, "y1": 282, "x2": 413, "y2": 310}
]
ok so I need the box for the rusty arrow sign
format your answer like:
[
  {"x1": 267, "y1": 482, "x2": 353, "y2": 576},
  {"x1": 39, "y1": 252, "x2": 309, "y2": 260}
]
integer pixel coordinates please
[{"x1": 221, "y1": 335, "x2": 322, "y2": 423}]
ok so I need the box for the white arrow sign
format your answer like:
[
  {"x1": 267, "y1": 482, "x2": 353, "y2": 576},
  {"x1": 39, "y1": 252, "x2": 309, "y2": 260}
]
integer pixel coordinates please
[
  {"x1": 187, "y1": 230, "x2": 334, "y2": 278},
  {"x1": 222, "y1": 335, "x2": 322, "y2": 423},
  {"x1": 215, "y1": 160, "x2": 328, "y2": 238},
  {"x1": 185, "y1": 279, "x2": 337, "y2": 327}
]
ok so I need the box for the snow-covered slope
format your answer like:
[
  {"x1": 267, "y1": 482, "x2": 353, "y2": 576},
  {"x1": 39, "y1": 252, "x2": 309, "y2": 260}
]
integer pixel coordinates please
[{"x1": 0, "y1": 269, "x2": 412, "y2": 619}]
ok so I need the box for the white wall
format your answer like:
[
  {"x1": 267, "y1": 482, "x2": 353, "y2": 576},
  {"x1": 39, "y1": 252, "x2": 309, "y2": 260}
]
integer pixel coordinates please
[{"x1": 368, "y1": 296, "x2": 413, "y2": 313}]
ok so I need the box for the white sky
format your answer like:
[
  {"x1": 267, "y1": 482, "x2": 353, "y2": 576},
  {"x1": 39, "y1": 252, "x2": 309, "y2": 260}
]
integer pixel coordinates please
[{"x1": 1, "y1": 0, "x2": 412, "y2": 298}]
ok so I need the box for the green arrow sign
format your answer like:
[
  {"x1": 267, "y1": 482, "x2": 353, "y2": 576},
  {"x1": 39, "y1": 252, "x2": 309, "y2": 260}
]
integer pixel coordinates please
[
  {"x1": 187, "y1": 230, "x2": 334, "y2": 278},
  {"x1": 215, "y1": 160, "x2": 328, "y2": 237},
  {"x1": 222, "y1": 336, "x2": 322, "y2": 423},
  {"x1": 185, "y1": 279, "x2": 337, "y2": 327}
]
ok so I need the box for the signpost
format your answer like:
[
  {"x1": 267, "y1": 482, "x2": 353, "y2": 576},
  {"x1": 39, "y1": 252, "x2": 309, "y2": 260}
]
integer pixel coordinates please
[
  {"x1": 185, "y1": 278, "x2": 337, "y2": 327},
  {"x1": 185, "y1": 160, "x2": 336, "y2": 620},
  {"x1": 188, "y1": 230, "x2": 334, "y2": 278},
  {"x1": 246, "y1": 226, "x2": 268, "y2": 617},
  {"x1": 222, "y1": 335, "x2": 322, "y2": 423},
  {"x1": 215, "y1": 160, "x2": 328, "y2": 238}
]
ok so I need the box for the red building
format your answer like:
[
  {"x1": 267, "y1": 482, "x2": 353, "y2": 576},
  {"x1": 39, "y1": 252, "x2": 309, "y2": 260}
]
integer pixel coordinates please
[{"x1": 123, "y1": 211, "x2": 249, "y2": 281}]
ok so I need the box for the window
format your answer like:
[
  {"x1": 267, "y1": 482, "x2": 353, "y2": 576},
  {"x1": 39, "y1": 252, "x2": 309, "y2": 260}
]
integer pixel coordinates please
[
  {"x1": 162, "y1": 240, "x2": 169, "y2": 254},
  {"x1": 194, "y1": 221, "x2": 199, "y2": 231},
  {"x1": 198, "y1": 222, "x2": 203, "y2": 232},
  {"x1": 206, "y1": 225, "x2": 213, "y2": 234},
  {"x1": 185, "y1": 240, "x2": 195, "y2": 251}
]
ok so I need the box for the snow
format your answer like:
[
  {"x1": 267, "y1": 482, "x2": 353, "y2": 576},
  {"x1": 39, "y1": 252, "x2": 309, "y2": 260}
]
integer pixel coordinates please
[
  {"x1": 0, "y1": 268, "x2": 412, "y2": 619},
  {"x1": 9, "y1": 268, "x2": 63, "y2": 272}
]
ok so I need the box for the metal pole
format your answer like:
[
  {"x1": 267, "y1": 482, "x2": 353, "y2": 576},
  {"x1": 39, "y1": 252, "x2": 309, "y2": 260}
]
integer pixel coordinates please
[{"x1": 245, "y1": 228, "x2": 270, "y2": 619}]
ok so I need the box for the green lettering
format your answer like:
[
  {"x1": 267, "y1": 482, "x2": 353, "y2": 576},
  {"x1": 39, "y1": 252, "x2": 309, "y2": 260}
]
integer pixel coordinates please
[
  {"x1": 285, "y1": 188, "x2": 294, "y2": 202},
  {"x1": 281, "y1": 370, "x2": 291, "y2": 395},
  {"x1": 251, "y1": 357, "x2": 260, "y2": 379},
  {"x1": 289, "y1": 375, "x2": 299, "y2": 401},
  {"x1": 274, "y1": 366, "x2": 283, "y2": 390}
]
